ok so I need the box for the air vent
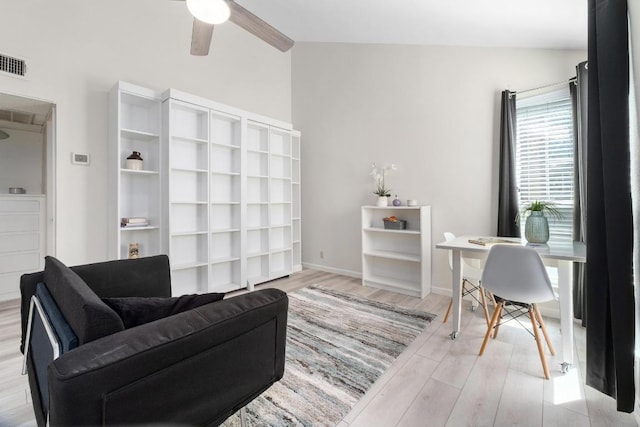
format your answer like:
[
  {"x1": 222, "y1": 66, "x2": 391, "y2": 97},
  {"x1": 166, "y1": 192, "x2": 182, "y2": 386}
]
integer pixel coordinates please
[{"x1": 0, "y1": 53, "x2": 27, "y2": 78}]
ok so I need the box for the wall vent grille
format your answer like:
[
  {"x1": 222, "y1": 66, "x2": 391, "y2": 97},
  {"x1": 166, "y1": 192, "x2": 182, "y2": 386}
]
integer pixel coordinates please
[{"x1": 0, "y1": 53, "x2": 27, "y2": 77}]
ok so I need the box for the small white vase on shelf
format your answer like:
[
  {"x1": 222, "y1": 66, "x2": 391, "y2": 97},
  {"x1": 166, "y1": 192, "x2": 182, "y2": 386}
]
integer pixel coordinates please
[{"x1": 376, "y1": 196, "x2": 388, "y2": 207}]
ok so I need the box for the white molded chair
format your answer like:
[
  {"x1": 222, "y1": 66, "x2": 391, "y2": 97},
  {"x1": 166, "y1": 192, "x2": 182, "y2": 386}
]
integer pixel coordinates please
[
  {"x1": 443, "y1": 232, "x2": 492, "y2": 326},
  {"x1": 478, "y1": 244, "x2": 557, "y2": 379}
]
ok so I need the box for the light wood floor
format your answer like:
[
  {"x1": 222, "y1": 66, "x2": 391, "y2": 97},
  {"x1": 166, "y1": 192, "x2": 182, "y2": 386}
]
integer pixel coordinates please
[{"x1": 1, "y1": 269, "x2": 636, "y2": 426}]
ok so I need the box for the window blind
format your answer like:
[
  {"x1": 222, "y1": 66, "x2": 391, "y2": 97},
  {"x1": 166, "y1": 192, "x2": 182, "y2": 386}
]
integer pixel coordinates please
[{"x1": 516, "y1": 87, "x2": 574, "y2": 240}]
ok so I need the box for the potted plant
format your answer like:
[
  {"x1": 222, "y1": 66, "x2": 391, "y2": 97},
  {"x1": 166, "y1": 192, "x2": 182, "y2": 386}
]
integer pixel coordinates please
[
  {"x1": 516, "y1": 200, "x2": 563, "y2": 244},
  {"x1": 370, "y1": 163, "x2": 396, "y2": 206}
]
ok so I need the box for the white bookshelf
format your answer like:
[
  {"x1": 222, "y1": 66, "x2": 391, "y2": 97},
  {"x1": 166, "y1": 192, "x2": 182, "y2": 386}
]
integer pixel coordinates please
[
  {"x1": 112, "y1": 82, "x2": 300, "y2": 294},
  {"x1": 361, "y1": 205, "x2": 431, "y2": 298},
  {"x1": 109, "y1": 82, "x2": 163, "y2": 260}
]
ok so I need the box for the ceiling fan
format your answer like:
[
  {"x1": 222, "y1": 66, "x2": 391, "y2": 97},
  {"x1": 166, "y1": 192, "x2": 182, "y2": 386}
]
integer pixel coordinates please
[{"x1": 178, "y1": 0, "x2": 294, "y2": 55}]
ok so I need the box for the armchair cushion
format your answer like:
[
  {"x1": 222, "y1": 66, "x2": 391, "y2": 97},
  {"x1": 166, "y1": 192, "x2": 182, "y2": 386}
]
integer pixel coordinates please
[
  {"x1": 102, "y1": 292, "x2": 225, "y2": 328},
  {"x1": 44, "y1": 256, "x2": 124, "y2": 345}
]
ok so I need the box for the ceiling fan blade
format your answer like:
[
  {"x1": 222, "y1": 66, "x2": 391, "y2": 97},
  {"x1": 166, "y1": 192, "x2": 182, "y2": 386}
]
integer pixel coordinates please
[
  {"x1": 228, "y1": 1, "x2": 294, "y2": 52},
  {"x1": 191, "y1": 18, "x2": 214, "y2": 56}
]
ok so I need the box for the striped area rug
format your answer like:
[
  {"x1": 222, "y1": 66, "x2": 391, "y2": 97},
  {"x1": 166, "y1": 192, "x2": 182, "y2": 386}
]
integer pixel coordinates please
[{"x1": 224, "y1": 285, "x2": 435, "y2": 427}]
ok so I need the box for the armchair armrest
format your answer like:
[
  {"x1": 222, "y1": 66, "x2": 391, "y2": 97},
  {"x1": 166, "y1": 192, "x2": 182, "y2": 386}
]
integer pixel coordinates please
[{"x1": 48, "y1": 288, "x2": 288, "y2": 426}]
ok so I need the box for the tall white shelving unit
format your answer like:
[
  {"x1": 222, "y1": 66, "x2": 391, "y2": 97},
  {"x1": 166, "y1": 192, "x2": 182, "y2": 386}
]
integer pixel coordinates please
[
  {"x1": 361, "y1": 205, "x2": 431, "y2": 298},
  {"x1": 163, "y1": 99, "x2": 211, "y2": 295},
  {"x1": 111, "y1": 82, "x2": 301, "y2": 294},
  {"x1": 108, "y1": 82, "x2": 163, "y2": 260}
]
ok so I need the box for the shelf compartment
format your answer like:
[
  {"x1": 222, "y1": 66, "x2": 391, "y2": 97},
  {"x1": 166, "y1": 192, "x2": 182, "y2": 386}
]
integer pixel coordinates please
[
  {"x1": 363, "y1": 231, "x2": 420, "y2": 256},
  {"x1": 270, "y1": 227, "x2": 292, "y2": 252},
  {"x1": 211, "y1": 174, "x2": 240, "y2": 203},
  {"x1": 270, "y1": 204, "x2": 291, "y2": 226},
  {"x1": 270, "y1": 249, "x2": 292, "y2": 277},
  {"x1": 210, "y1": 230, "x2": 240, "y2": 260},
  {"x1": 171, "y1": 265, "x2": 208, "y2": 296},
  {"x1": 270, "y1": 179, "x2": 291, "y2": 203},
  {"x1": 211, "y1": 145, "x2": 240, "y2": 174},
  {"x1": 293, "y1": 219, "x2": 301, "y2": 242},
  {"x1": 292, "y1": 159, "x2": 300, "y2": 183},
  {"x1": 171, "y1": 138, "x2": 208, "y2": 171},
  {"x1": 292, "y1": 185, "x2": 301, "y2": 218},
  {"x1": 363, "y1": 257, "x2": 421, "y2": 290},
  {"x1": 171, "y1": 203, "x2": 208, "y2": 234},
  {"x1": 171, "y1": 169, "x2": 208, "y2": 203},
  {"x1": 210, "y1": 260, "x2": 241, "y2": 292},
  {"x1": 270, "y1": 129, "x2": 291, "y2": 156},
  {"x1": 247, "y1": 123, "x2": 269, "y2": 152},
  {"x1": 293, "y1": 242, "x2": 301, "y2": 268},
  {"x1": 120, "y1": 135, "x2": 160, "y2": 172},
  {"x1": 211, "y1": 112, "x2": 241, "y2": 148},
  {"x1": 171, "y1": 234, "x2": 208, "y2": 267},
  {"x1": 270, "y1": 155, "x2": 291, "y2": 179},
  {"x1": 119, "y1": 173, "x2": 161, "y2": 223},
  {"x1": 247, "y1": 254, "x2": 269, "y2": 284},
  {"x1": 120, "y1": 93, "x2": 160, "y2": 135},
  {"x1": 247, "y1": 151, "x2": 268, "y2": 176},
  {"x1": 247, "y1": 177, "x2": 268, "y2": 204},
  {"x1": 362, "y1": 207, "x2": 422, "y2": 231},
  {"x1": 210, "y1": 204, "x2": 240, "y2": 230},
  {"x1": 247, "y1": 228, "x2": 269, "y2": 255},
  {"x1": 119, "y1": 228, "x2": 160, "y2": 260},
  {"x1": 247, "y1": 203, "x2": 269, "y2": 228},
  {"x1": 170, "y1": 102, "x2": 209, "y2": 141}
]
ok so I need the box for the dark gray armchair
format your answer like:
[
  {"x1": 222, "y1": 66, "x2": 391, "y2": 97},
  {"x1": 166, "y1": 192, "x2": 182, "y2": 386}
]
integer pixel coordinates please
[{"x1": 20, "y1": 255, "x2": 288, "y2": 426}]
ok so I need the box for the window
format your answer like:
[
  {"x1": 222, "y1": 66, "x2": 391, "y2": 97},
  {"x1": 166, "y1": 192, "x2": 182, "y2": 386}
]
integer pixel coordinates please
[{"x1": 516, "y1": 87, "x2": 574, "y2": 240}]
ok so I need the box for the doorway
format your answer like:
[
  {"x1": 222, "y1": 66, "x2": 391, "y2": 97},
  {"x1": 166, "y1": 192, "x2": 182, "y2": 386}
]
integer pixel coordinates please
[{"x1": 0, "y1": 92, "x2": 56, "y2": 300}]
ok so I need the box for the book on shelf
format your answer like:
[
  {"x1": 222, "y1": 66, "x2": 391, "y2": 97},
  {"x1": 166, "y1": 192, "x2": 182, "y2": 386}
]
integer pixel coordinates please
[{"x1": 121, "y1": 217, "x2": 149, "y2": 227}]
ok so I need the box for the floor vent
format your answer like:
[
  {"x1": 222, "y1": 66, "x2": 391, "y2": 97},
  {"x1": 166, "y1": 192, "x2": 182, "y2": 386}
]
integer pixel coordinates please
[{"x1": 0, "y1": 53, "x2": 27, "y2": 78}]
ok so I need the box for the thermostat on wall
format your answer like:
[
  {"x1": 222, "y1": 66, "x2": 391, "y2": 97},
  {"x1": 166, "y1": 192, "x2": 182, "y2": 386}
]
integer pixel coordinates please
[{"x1": 71, "y1": 152, "x2": 90, "y2": 165}]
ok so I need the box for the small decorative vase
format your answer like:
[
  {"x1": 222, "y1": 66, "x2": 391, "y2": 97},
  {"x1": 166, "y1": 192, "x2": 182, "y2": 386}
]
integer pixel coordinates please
[
  {"x1": 392, "y1": 195, "x2": 401, "y2": 206},
  {"x1": 524, "y1": 211, "x2": 549, "y2": 243},
  {"x1": 126, "y1": 151, "x2": 143, "y2": 170},
  {"x1": 128, "y1": 242, "x2": 139, "y2": 259},
  {"x1": 376, "y1": 196, "x2": 388, "y2": 207}
]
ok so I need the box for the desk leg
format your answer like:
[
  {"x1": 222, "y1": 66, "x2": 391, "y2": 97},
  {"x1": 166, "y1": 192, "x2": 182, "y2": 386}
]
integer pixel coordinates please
[
  {"x1": 451, "y1": 249, "x2": 462, "y2": 339},
  {"x1": 557, "y1": 260, "x2": 575, "y2": 371}
]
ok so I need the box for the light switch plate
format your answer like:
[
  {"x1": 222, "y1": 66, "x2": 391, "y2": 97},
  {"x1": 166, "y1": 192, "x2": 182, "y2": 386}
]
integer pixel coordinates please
[{"x1": 71, "y1": 152, "x2": 90, "y2": 165}]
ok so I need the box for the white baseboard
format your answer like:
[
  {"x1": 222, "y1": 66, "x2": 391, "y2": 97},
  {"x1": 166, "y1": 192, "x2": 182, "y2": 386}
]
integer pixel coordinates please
[{"x1": 302, "y1": 262, "x2": 361, "y2": 279}]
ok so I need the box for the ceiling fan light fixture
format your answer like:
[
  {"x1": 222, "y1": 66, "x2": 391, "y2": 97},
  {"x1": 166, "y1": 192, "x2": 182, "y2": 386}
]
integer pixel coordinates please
[{"x1": 186, "y1": 0, "x2": 231, "y2": 25}]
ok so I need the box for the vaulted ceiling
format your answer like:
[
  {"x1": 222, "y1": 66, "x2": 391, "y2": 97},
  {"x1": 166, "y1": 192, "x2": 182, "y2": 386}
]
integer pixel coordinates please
[{"x1": 236, "y1": 0, "x2": 587, "y2": 50}]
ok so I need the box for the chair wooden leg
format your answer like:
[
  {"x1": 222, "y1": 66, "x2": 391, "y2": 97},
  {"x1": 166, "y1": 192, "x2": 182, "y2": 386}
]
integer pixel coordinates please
[
  {"x1": 534, "y1": 304, "x2": 555, "y2": 356},
  {"x1": 492, "y1": 303, "x2": 503, "y2": 339},
  {"x1": 529, "y1": 306, "x2": 550, "y2": 379},
  {"x1": 480, "y1": 287, "x2": 491, "y2": 326},
  {"x1": 479, "y1": 302, "x2": 503, "y2": 356}
]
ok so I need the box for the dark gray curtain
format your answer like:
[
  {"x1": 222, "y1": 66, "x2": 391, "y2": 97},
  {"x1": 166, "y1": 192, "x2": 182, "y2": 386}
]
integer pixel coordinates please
[
  {"x1": 571, "y1": 62, "x2": 588, "y2": 327},
  {"x1": 586, "y1": 0, "x2": 634, "y2": 412},
  {"x1": 497, "y1": 90, "x2": 521, "y2": 237}
]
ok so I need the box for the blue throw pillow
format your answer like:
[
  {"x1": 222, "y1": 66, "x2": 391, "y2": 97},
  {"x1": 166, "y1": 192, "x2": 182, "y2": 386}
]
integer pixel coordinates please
[
  {"x1": 35, "y1": 283, "x2": 78, "y2": 353},
  {"x1": 102, "y1": 292, "x2": 225, "y2": 329}
]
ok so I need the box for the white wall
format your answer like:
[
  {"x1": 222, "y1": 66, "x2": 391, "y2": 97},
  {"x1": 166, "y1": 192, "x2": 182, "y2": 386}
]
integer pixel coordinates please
[
  {"x1": 292, "y1": 43, "x2": 586, "y2": 294},
  {"x1": 0, "y1": 0, "x2": 291, "y2": 265},
  {"x1": 0, "y1": 129, "x2": 44, "y2": 194}
]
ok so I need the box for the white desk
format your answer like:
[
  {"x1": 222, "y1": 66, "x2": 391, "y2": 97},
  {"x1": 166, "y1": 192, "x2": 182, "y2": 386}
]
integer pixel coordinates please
[{"x1": 435, "y1": 235, "x2": 586, "y2": 371}]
